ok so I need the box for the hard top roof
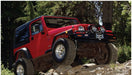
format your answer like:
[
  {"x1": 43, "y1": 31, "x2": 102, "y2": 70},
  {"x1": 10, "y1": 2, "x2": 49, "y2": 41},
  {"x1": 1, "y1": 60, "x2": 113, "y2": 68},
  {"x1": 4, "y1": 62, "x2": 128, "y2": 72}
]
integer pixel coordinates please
[{"x1": 15, "y1": 15, "x2": 77, "y2": 31}]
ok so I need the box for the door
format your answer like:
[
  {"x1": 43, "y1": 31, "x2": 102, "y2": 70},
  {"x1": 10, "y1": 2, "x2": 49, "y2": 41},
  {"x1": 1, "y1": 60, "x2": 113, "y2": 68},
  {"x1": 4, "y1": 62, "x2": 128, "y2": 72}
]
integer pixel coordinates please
[{"x1": 29, "y1": 19, "x2": 48, "y2": 58}]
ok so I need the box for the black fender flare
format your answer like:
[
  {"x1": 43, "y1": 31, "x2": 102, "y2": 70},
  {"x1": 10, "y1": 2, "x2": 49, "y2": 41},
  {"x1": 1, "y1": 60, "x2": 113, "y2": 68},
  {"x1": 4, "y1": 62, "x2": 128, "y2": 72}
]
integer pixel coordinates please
[
  {"x1": 15, "y1": 47, "x2": 32, "y2": 59},
  {"x1": 52, "y1": 29, "x2": 73, "y2": 47}
]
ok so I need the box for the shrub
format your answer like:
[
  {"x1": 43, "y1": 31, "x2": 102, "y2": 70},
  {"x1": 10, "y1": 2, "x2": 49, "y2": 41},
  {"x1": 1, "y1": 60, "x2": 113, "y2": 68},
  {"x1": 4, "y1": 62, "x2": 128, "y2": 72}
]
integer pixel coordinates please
[
  {"x1": 1, "y1": 64, "x2": 14, "y2": 75},
  {"x1": 117, "y1": 45, "x2": 131, "y2": 63}
]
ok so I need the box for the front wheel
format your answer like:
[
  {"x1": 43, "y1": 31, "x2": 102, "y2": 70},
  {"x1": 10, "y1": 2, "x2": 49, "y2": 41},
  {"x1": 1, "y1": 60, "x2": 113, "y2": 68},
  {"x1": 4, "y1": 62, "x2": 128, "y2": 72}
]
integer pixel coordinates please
[
  {"x1": 14, "y1": 58, "x2": 34, "y2": 75},
  {"x1": 95, "y1": 43, "x2": 118, "y2": 64},
  {"x1": 52, "y1": 38, "x2": 76, "y2": 65}
]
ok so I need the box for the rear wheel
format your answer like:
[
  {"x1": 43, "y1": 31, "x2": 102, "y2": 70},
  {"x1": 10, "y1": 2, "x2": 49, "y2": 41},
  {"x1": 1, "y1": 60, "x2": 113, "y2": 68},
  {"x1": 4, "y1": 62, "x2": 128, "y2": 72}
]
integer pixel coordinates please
[
  {"x1": 14, "y1": 58, "x2": 34, "y2": 75},
  {"x1": 52, "y1": 38, "x2": 76, "y2": 65}
]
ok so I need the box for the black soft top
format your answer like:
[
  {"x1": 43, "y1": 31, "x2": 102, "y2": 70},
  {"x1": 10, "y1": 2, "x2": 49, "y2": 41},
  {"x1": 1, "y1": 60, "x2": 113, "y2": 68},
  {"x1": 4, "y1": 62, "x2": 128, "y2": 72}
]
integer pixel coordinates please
[{"x1": 15, "y1": 16, "x2": 41, "y2": 32}]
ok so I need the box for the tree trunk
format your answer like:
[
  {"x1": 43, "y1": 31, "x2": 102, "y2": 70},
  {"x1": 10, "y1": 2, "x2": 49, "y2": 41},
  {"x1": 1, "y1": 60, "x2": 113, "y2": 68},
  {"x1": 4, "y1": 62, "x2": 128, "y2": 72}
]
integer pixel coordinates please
[{"x1": 103, "y1": 1, "x2": 113, "y2": 30}]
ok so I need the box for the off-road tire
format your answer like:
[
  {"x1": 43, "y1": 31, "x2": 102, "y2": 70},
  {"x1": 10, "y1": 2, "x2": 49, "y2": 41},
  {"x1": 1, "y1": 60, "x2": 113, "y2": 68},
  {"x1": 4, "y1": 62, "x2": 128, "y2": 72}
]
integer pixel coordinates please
[
  {"x1": 14, "y1": 58, "x2": 34, "y2": 75},
  {"x1": 95, "y1": 43, "x2": 118, "y2": 64},
  {"x1": 52, "y1": 38, "x2": 76, "y2": 65},
  {"x1": 18, "y1": 51, "x2": 26, "y2": 58},
  {"x1": 107, "y1": 43, "x2": 118, "y2": 63},
  {"x1": 71, "y1": 55, "x2": 84, "y2": 67}
]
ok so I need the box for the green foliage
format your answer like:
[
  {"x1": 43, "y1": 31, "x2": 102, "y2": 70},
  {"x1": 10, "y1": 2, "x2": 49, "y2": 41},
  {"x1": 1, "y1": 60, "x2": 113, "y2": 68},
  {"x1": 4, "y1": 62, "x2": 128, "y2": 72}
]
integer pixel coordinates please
[
  {"x1": 1, "y1": 1, "x2": 26, "y2": 68},
  {"x1": 23, "y1": 1, "x2": 98, "y2": 24},
  {"x1": 54, "y1": 1, "x2": 97, "y2": 24},
  {"x1": 81, "y1": 58, "x2": 94, "y2": 64},
  {"x1": 1, "y1": 64, "x2": 14, "y2": 75},
  {"x1": 81, "y1": 57, "x2": 89, "y2": 63},
  {"x1": 35, "y1": 1, "x2": 58, "y2": 16},
  {"x1": 110, "y1": 63, "x2": 117, "y2": 68},
  {"x1": 16, "y1": 1, "x2": 36, "y2": 22},
  {"x1": 113, "y1": 1, "x2": 131, "y2": 46},
  {"x1": 118, "y1": 45, "x2": 131, "y2": 63}
]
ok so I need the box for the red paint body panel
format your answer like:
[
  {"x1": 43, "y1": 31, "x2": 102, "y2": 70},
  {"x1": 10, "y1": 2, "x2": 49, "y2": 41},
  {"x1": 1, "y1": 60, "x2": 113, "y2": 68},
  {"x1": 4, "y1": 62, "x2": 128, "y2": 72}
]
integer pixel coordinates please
[{"x1": 14, "y1": 16, "x2": 81, "y2": 59}]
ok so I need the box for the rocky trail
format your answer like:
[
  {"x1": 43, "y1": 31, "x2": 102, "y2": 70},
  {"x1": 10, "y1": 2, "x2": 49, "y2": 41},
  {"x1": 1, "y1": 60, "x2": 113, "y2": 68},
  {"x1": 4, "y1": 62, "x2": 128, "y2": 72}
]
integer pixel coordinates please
[{"x1": 39, "y1": 60, "x2": 131, "y2": 75}]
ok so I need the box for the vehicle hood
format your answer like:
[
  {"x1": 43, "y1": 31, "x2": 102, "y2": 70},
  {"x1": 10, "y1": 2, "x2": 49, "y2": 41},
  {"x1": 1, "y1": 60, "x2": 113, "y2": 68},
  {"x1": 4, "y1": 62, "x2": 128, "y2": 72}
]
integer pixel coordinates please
[{"x1": 48, "y1": 24, "x2": 92, "y2": 36}]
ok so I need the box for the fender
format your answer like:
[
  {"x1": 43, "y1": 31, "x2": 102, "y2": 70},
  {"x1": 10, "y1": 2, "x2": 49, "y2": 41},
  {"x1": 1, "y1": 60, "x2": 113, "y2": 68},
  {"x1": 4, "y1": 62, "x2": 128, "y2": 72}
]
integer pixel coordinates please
[
  {"x1": 52, "y1": 29, "x2": 73, "y2": 46},
  {"x1": 15, "y1": 47, "x2": 32, "y2": 59},
  {"x1": 44, "y1": 29, "x2": 73, "y2": 54},
  {"x1": 12, "y1": 58, "x2": 23, "y2": 68},
  {"x1": 45, "y1": 32, "x2": 66, "y2": 54}
]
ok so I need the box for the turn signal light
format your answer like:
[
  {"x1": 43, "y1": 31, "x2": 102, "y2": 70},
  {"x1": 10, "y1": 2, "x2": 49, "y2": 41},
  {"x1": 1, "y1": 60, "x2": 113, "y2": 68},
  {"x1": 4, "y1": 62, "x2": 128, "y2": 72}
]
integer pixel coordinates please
[
  {"x1": 113, "y1": 37, "x2": 116, "y2": 39},
  {"x1": 77, "y1": 35, "x2": 83, "y2": 37}
]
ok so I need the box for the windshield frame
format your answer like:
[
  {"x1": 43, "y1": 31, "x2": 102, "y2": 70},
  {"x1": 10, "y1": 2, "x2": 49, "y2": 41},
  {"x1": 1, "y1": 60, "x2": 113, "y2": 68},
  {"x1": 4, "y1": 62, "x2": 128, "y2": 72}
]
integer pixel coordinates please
[{"x1": 43, "y1": 16, "x2": 80, "y2": 28}]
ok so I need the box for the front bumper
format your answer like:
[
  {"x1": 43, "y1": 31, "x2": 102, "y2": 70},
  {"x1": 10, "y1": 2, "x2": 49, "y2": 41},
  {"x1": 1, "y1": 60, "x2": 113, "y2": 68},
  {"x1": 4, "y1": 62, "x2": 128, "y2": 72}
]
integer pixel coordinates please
[{"x1": 70, "y1": 31, "x2": 116, "y2": 42}]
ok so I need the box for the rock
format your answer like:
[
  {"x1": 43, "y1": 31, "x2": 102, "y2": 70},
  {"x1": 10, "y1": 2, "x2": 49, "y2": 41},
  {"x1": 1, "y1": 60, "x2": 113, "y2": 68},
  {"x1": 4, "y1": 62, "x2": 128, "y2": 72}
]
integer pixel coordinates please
[
  {"x1": 67, "y1": 70, "x2": 75, "y2": 75},
  {"x1": 53, "y1": 72, "x2": 59, "y2": 75},
  {"x1": 83, "y1": 63, "x2": 96, "y2": 67},
  {"x1": 48, "y1": 69, "x2": 54, "y2": 73},
  {"x1": 39, "y1": 71, "x2": 45, "y2": 75},
  {"x1": 55, "y1": 65, "x2": 72, "y2": 74},
  {"x1": 43, "y1": 60, "x2": 131, "y2": 75}
]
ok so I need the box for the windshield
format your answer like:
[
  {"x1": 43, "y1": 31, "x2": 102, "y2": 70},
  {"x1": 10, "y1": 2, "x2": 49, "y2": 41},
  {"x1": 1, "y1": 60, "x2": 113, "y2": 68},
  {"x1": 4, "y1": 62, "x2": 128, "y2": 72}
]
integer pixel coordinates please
[{"x1": 44, "y1": 17, "x2": 79, "y2": 28}]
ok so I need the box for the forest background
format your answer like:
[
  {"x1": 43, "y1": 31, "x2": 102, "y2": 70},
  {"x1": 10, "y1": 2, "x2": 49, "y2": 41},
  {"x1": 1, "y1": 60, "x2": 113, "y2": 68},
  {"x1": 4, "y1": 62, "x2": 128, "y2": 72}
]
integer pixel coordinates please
[{"x1": 1, "y1": 1, "x2": 131, "y2": 74}]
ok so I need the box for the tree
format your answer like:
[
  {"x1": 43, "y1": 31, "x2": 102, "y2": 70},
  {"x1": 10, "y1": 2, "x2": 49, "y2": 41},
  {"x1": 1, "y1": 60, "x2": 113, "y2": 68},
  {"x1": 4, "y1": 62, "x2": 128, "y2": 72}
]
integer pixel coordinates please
[
  {"x1": 35, "y1": 1, "x2": 98, "y2": 24},
  {"x1": 112, "y1": 1, "x2": 131, "y2": 45},
  {"x1": 54, "y1": 1, "x2": 97, "y2": 24},
  {"x1": 35, "y1": 1, "x2": 58, "y2": 16},
  {"x1": 103, "y1": 1, "x2": 113, "y2": 30},
  {"x1": 16, "y1": 1, "x2": 36, "y2": 22},
  {"x1": 1, "y1": 1, "x2": 26, "y2": 69}
]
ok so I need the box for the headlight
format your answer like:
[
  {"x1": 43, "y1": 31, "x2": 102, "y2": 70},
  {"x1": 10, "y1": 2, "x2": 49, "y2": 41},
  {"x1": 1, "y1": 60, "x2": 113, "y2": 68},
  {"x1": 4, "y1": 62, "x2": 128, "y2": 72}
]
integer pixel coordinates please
[
  {"x1": 78, "y1": 26, "x2": 85, "y2": 31},
  {"x1": 100, "y1": 27, "x2": 105, "y2": 32},
  {"x1": 92, "y1": 26, "x2": 97, "y2": 32}
]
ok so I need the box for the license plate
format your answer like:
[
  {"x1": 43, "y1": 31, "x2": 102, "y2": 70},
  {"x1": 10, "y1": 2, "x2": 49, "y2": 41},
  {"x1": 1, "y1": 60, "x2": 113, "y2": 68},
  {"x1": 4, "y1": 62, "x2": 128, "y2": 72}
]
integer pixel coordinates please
[
  {"x1": 96, "y1": 34, "x2": 104, "y2": 40},
  {"x1": 85, "y1": 34, "x2": 88, "y2": 36}
]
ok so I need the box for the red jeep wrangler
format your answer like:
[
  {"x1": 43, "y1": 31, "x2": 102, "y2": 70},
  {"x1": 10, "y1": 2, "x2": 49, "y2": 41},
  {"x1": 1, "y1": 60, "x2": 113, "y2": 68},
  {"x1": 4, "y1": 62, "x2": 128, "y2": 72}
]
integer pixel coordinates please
[{"x1": 13, "y1": 16, "x2": 117, "y2": 75}]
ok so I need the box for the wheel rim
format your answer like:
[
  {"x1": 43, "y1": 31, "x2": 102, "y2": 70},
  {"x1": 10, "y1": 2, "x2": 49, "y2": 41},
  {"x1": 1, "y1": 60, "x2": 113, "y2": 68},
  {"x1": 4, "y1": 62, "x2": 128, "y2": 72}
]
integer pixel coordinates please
[
  {"x1": 96, "y1": 45, "x2": 109, "y2": 64},
  {"x1": 55, "y1": 44, "x2": 66, "y2": 59},
  {"x1": 16, "y1": 64, "x2": 24, "y2": 75}
]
